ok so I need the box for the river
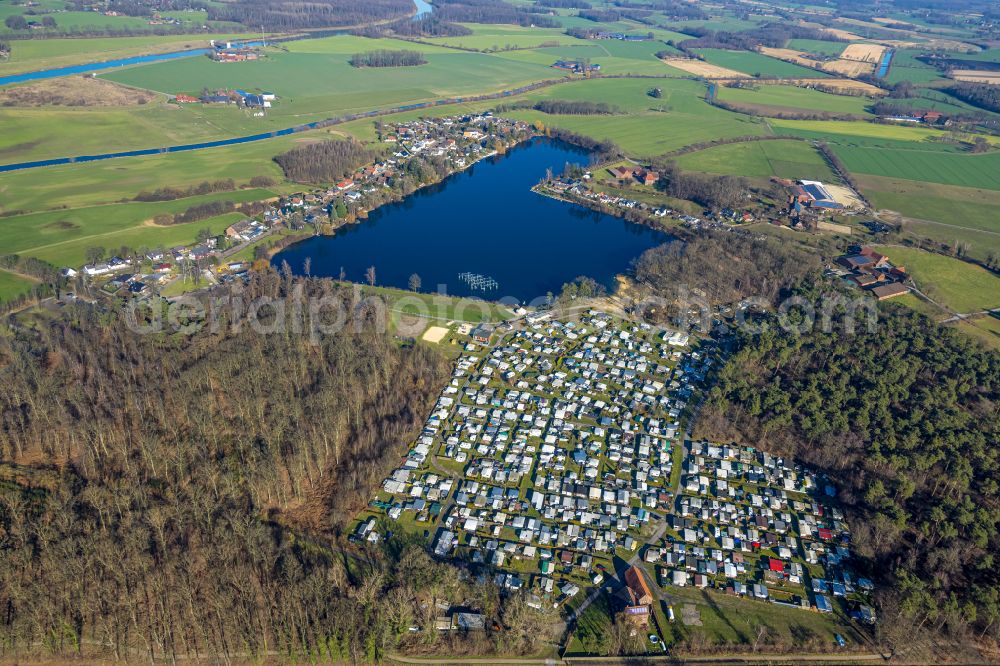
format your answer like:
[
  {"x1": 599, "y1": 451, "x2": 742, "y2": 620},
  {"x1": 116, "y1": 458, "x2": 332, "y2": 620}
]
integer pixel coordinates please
[
  {"x1": 272, "y1": 138, "x2": 671, "y2": 304},
  {"x1": 0, "y1": 41, "x2": 263, "y2": 87}
]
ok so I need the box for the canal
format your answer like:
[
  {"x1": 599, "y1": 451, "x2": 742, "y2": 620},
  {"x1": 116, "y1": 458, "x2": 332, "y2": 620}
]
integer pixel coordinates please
[{"x1": 272, "y1": 138, "x2": 672, "y2": 304}]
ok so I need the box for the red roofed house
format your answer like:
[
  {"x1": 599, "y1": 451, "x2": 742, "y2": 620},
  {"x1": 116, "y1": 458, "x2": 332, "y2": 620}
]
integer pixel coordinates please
[
  {"x1": 175, "y1": 94, "x2": 199, "y2": 103},
  {"x1": 636, "y1": 170, "x2": 659, "y2": 186},
  {"x1": 336, "y1": 179, "x2": 354, "y2": 191},
  {"x1": 858, "y1": 247, "x2": 890, "y2": 268},
  {"x1": 769, "y1": 558, "x2": 784, "y2": 573},
  {"x1": 818, "y1": 528, "x2": 833, "y2": 541},
  {"x1": 609, "y1": 166, "x2": 635, "y2": 180},
  {"x1": 621, "y1": 566, "x2": 653, "y2": 625}
]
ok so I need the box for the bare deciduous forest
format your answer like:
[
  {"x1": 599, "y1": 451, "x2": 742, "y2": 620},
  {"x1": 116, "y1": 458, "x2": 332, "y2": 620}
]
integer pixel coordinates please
[{"x1": 0, "y1": 275, "x2": 546, "y2": 661}]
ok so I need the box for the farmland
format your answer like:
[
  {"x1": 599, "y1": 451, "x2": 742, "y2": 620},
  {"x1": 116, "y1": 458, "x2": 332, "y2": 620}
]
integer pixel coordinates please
[
  {"x1": 769, "y1": 118, "x2": 999, "y2": 150},
  {"x1": 424, "y1": 23, "x2": 585, "y2": 50},
  {"x1": 715, "y1": 84, "x2": 873, "y2": 115},
  {"x1": 0, "y1": 34, "x2": 257, "y2": 76},
  {"x1": 833, "y1": 145, "x2": 1000, "y2": 190},
  {"x1": 0, "y1": 36, "x2": 560, "y2": 164},
  {"x1": 873, "y1": 246, "x2": 1000, "y2": 314},
  {"x1": 0, "y1": 189, "x2": 271, "y2": 266},
  {"x1": 499, "y1": 77, "x2": 768, "y2": 156},
  {"x1": 695, "y1": 49, "x2": 830, "y2": 78},
  {"x1": 675, "y1": 139, "x2": 838, "y2": 182}
]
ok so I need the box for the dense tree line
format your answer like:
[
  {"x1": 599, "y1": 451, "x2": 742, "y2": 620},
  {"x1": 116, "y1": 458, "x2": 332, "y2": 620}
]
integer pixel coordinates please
[
  {"x1": 205, "y1": 0, "x2": 414, "y2": 30},
  {"x1": 696, "y1": 298, "x2": 1000, "y2": 647},
  {"x1": 635, "y1": 231, "x2": 820, "y2": 307},
  {"x1": 678, "y1": 23, "x2": 843, "y2": 51},
  {"x1": 944, "y1": 82, "x2": 1000, "y2": 114},
  {"x1": 645, "y1": 160, "x2": 754, "y2": 210},
  {"x1": 0, "y1": 253, "x2": 61, "y2": 284},
  {"x1": 134, "y1": 179, "x2": 237, "y2": 202},
  {"x1": 385, "y1": 15, "x2": 473, "y2": 37},
  {"x1": 535, "y1": 0, "x2": 591, "y2": 8},
  {"x1": 613, "y1": 0, "x2": 705, "y2": 20},
  {"x1": 546, "y1": 128, "x2": 624, "y2": 162},
  {"x1": 434, "y1": 0, "x2": 559, "y2": 27},
  {"x1": 349, "y1": 50, "x2": 427, "y2": 67},
  {"x1": 578, "y1": 8, "x2": 651, "y2": 23},
  {"x1": 274, "y1": 140, "x2": 375, "y2": 184},
  {"x1": 496, "y1": 99, "x2": 621, "y2": 115},
  {"x1": 152, "y1": 199, "x2": 235, "y2": 225}
]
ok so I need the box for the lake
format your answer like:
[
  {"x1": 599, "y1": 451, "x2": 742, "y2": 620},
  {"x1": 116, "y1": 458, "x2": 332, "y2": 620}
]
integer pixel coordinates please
[
  {"x1": 272, "y1": 138, "x2": 671, "y2": 304},
  {"x1": 413, "y1": 0, "x2": 433, "y2": 19}
]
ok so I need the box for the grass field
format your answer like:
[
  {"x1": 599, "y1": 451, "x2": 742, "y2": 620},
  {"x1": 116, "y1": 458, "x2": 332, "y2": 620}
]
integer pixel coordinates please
[
  {"x1": 676, "y1": 139, "x2": 838, "y2": 181},
  {"x1": 0, "y1": 190, "x2": 269, "y2": 266},
  {"x1": 786, "y1": 39, "x2": 846, "y2": 57},
  {"x1": 665, "y1": 587, "x2": 857, "y2": 648},
  {"x1": 834, "y1": 145, "x2": 1000, "y2": 190},
  {"x1": 500, "y1": 77, "x2": 768, "y2": 156},
  {"x1": 425, "y1": 23, "x2": 587, "y2": 51},
  {"x1": 0, "y1": 34, "x2": 258, "y2": 76},
  {"x1": 496, "y1": 39, "x2": 684, "y2": 76},
  {"x1": 696, "y1": 48, "x2": 830, "y2": 78},
  {"x1": 0, "y1": 36, "x2": 566, "y2": 164},
  {"x1": 769, "y1": 118, "x2": 1000, "y2": 152},
  {"x1": 0, "y1": 269, "x2": 37, "y2": 303},
  {"x1": 873, "y1": 245, "x2": 1000, "y2": 313},
  {"x1": 859, "y1": 176, "x2": 1000, "y2": 234},
  {"x1": 716, "y1": 84, "x2": 873, "y2": 115},
  {"x1": 956, "y1": 314, "x2": 1000, "y2": 351}
]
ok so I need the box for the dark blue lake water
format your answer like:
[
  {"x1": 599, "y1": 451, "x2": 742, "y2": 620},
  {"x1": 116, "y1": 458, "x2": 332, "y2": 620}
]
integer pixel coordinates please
[{"x1": 272, "y1": 138, "x2": 671, "y2": 304}]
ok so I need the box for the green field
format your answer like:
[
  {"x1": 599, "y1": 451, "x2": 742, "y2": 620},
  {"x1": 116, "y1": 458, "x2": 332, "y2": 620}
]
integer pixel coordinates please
[
  {"x1": 696, "y1": 48, "x2": 829, "y2": 78},
  {"x1": 496, "y1": 38, "x2": 684, "y2": 76},
  {"x1": 873, "y1": 246, "x2": 1000, "y2": 313},
  {"x1": 856, "y1": 175, "x2": 1000, "y2": 262},
  {"x1": 859, "y1": 176, "x2": 1000, "y2": 234},
  {"x1": 0, "y1": 34, "x2": 257, "y2": 76},
  {"x1": 834, "y1": 145, "x2": 1000, "y2": 190},
  {"x1": 0, "y1": 268, "x2": 37, "y2": 303},
  {"x1": 500, "y1": 77, "x2": 768, "y2": 156},
  {"x1": 786, "y1": 39, "x2": 846, "y2": 57},
  {"x1": 676, "y1": 139, "x2": 838, "y2": 181},
  {"x1": 956, "y1": 314, "x2": 1000, "y2": 351},
  {"x1": 425, "y1": 23, "x2": 587, "y2": 51},
  {"x1": 0, "y1": 189, "x2": 270, "y2": 266},
  {"x1": 0, "y1": 36, "x2": 563, "y2": 164},
  {"x1": 716, "y1": 84, "x2": 872, "y2": 115},
  {"x1": 664, "y1": 587, "x2": 858, "y2": 648},
  {"x1": 0, "y1": 133, "x2": 294, "y2": 213},
  {"x1": 770, "y1": 118, "x2": 1000, "y2": 151}
]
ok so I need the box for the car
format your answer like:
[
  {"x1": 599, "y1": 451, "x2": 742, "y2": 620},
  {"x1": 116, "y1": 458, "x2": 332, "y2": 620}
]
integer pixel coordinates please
[{"x1": 835, "y1": 634, "x2": 846, "y2": 647}]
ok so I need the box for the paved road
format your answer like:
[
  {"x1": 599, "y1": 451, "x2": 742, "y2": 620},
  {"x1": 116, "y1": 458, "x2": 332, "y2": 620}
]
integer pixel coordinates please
[{"x1": 386, "y1": 651, "x2": 888, "y2": 665}]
